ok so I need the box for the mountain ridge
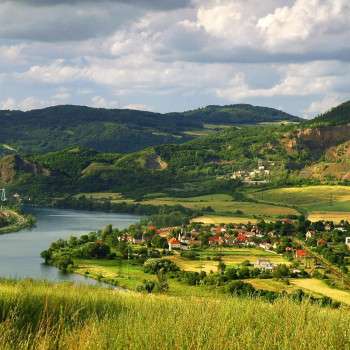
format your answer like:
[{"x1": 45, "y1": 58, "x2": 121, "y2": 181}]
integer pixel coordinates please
[{"x1": 0, "y1": 103, "x2": 300, "y2": 155}]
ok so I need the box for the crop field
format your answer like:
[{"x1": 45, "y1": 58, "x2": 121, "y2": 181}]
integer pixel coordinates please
[
  {"x1": 191, "y1": 215, "x2": 258, "y2": 224},
  {"x1": 143, "y1": 194, "x2": 298, "y2": 217},
  {"x1": 250, "y1": 185, "x2": 350, "y2": 213},
  {"x1": 291, "y1": 279, "x2": 350, "y2": 305},
  {"x1": 307, "y1": 211, "x2": 350, "y2": 223},
  {"x1": 169, "y1": 248, "x2": 288, "y2": 274},
  {"x1": 76, "y1": 192, "x2": 134, "y2": 204}
]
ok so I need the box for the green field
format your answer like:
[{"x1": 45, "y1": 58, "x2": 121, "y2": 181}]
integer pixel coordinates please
[
  {"x1": 142, "y1": 194, "x2": 298, "y2": 218},
  {"x1": 192, "y1": 215, "x2": 258, "y2": 224},
  {"x1": 76, "y1": 192, "x2": 135, "y2": 204},
  {"x1": 169, "y1": 248, "x2": 288, "y2": 274},
  {"x1": 250, "y1": 186, "x2": 350, "y2": 211},
  {"x1": 75, "y1": 259, "x2": 217, "y2": 298},
  {"x1": 0, "y1": 279, "x2": 349, "y2": 349}
]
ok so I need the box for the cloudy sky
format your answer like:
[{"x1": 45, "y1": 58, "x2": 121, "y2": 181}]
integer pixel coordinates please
[{"x1": 0, "y1": 0, "x2": 349, "y2": 117}]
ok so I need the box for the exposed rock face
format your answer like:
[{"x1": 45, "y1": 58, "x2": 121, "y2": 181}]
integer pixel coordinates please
[
  {"x1": 0, "y1": 155, "x2": 50, "y2": 183},
  {"x1": 296, "y1": 125, "x2": 350, "y2": 151},
  {"x1": 282, "y1": 124, "x2": 350, "y2": 159},
  {"x1": 145, "y1": 154, "x2": 168, "y2": 170}
]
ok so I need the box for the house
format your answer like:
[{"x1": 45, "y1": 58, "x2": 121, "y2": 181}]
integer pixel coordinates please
[
  {"x1": 236, "y1": 233, "x2": 248, "y2": 244},
  {"x1": 259, "y1": 242, "x2": 272, "y2": 251},
  {"x1": 295, "y1": 249, "x2": 308, "y2": 259},
  {"x1": 345, "y1": 237, "x2": 350, "y2": 249},
  {"x1": 254, "y1": 259, "x2": 275, "y2": 271},
  {"x1": 168, "y1": 238, "x2": 181, "y2": 251},
  {"x1": 208, "y1": 236, "x2": 224, "y2": 246},
  {"x1": 317, "y1": 239, "x2": 327, "y2": 247},
  {"x1": 305, "y1": 230, "x2": 315, "y2": 239}
]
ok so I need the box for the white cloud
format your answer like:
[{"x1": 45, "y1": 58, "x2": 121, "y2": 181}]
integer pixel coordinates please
[
  {"x1": 304, "y1": 95, "x2": 347, "y2": 117},
  {"x1": 90, "y1": 96, "x2": 119, "y2": 109},
  {"x1": 257, "y1": 0, "x2": 350, "y2": 51},
  {"x1": 0, "y1": 97, "x2": 47, "y2": 111},
  {"x1": 124, "y1": 103, "x2": 152, "y2": 111}
]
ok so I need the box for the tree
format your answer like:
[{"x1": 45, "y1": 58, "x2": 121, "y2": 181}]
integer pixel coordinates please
[
  {"x1": 218, "y1": 261, "x2": 226, "y2": 274},
  {"x1": 157, "y1": 268, "x2": 169, "y2": 292}
]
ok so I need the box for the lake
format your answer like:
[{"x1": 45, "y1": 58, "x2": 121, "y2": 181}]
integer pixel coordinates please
[{"x1": 0, "y1": 207, "x2": 140, "y2": 285}]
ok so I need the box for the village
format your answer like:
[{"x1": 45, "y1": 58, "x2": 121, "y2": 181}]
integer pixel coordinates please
[{"x1": 116, "y1": 217, "x2": 350, "y2": 276}]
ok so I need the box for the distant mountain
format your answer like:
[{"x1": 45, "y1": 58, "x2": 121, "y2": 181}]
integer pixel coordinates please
[
  {"x1": 0, "y1": 104, "x2": 300, "y2": 155},
  {"x1": 178, "y1": 104, "x2": 301, "y2": 124},
  {"x1": 5, "y1": 100, "x2": 350, "y2": 198}
]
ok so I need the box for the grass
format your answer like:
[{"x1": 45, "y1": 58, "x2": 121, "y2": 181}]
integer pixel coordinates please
[
  {"x1": 75, "y1": 192, "x2": 135, "y2": 204},
  {"x1": 191, "y1": 215, "x2": 258, "y2": 224},
  {"x1": 250, "y1": 185, "x2": 350, "y2": 212},
  {"x1": 307, "y1": 211, "x2": 350, "y2": 223},
  {"x1": 74, "y1": 259, "x2": 215, "y2": 298},
  {"x1": 169, "y1": 248, "x2": 288, "y2": 273},
  {"x1": 291, "y1": 278, "x2": 350, "y2": 305},
  {"x1": 143, "y1": 194, "x2": 298, "y2": 217},
  {"x1": 0, "y1": 279, "x2": 349, "y2": 349}
]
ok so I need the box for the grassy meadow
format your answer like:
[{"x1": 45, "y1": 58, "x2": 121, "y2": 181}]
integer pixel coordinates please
[
  {"x1": 168, "y1": 247, "x2": 288, "y2": 274},
  {"x1": 191, "y1": 215, "x2": 258, "y2": 224},
  {"x1": 0, "y1": 279, "x2": 349, "y2": 350},
  {"x1": 142, "y1": 193, "x2": 299, "y2": 217},
  {"x1": 250, "y1": 185, "x2": 350, "y2": 221}
]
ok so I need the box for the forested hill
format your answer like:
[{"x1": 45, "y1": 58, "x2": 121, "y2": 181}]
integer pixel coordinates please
[
  {"x1": 176, "y1": 104, "x2": 301, "y2": 124},
  {"x1": 0, "y1": 104, "x2": 300, "y2": 155},
  {"x1": 305, "y1": 101, "x2": 350, "y2": 127}
]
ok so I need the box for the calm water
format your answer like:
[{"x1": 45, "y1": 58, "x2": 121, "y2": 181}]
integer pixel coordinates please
[{"x1": 0, "y1": 207, "x2": 140, "y2": 285}]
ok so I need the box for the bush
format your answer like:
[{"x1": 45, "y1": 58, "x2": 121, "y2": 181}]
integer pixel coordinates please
[
  {"x1": 144, "y1": 259, "x2": 179, "y2": 274},
  {"x1": 226, "y1": 281, "x2": 256, "y2": 296}
]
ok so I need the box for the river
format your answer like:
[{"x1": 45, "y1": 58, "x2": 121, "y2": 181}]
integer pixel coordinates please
[{"x1": 0, "y1": 207, "x2": 140, "y2": 285}]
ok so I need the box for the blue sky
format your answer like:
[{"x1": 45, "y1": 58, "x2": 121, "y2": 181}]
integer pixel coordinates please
[{"x1": 0, "y1": 0, "x2": 349, "y2": 117}]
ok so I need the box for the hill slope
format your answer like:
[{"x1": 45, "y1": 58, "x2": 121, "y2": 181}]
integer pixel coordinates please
[
  {"x1": 0, "y1": 104, "x2": 300, "y2": 154},
  {"x1": 4, "y1": 100, "x2": 350, "y2": 197},
  {"x1": 0, "y1": 279, "x2": 347, "y2": 350}
]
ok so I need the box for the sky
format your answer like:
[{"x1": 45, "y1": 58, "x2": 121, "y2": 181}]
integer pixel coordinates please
[{"x1": 0, "y1": 0, "x2": 349, "y2": 118}]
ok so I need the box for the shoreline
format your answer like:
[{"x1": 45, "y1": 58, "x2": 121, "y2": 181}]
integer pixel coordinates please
[{"x1": 0, "y1": 209, "x2": 35, "y2": 235}]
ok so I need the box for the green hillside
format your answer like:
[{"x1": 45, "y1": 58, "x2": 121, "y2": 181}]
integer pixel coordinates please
[
  {"x1": 0, "y1": 279, "x2": 348, "y2": 350},
  {"x1": 306, "y1": 100, "x2": 350, "y2": 127},
  {"x1": 0, "y1": 104, "x2": 300, "y2": 155},
  {"x1": 3, "y1": 100, "x2": 350, "y2": 200}
]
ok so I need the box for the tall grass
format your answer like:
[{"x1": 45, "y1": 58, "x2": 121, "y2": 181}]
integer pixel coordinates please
[{"x1": 0, "y1": 279, "x2": 349, "y2": 349}]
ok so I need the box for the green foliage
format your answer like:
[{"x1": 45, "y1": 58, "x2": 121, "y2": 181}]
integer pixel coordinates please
[
  {"x1": 144, "y1": 258, "x2": 180, "y2": 274},
  {"x1": 0, "y1": 104, "x2": 298, "y2": 155}
]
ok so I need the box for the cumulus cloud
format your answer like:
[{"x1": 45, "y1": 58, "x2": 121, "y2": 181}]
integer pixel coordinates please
[
  {"x1": 90, "y1": 96, "x2": 119, "y2": 109},
  {"x1": 304, "y1": 95, "x2": 347, "y2": 117},
  {"x1": 0, "y1": 97, "x2": 47, "y2": 111},
  {"x1": 0, "y1": 0, "x2": 349, "y2": 115}
]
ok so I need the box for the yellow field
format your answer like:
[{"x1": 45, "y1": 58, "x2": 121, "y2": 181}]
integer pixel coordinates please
[
  {"x1": 308, "y1": 211, "x2": 350, "y2": 223},
  {"x1": 76, "y1": 192, "x2": 134, "y2": 203},
  {"x1": 250, "y1": 185, "x2": 350, "y2": 213},
  {"x1": 169, "y1": 248, "x2": 288, "y2": 273},
  {"x1": 291, "y1": 279, "x2": 350, "y2": 305},
  {"x1": 191, "y1": 215, "x2": 258, "y2": 224},
  {"x1": 143, "y1": 194, "x2": 298, "y2": 217}
]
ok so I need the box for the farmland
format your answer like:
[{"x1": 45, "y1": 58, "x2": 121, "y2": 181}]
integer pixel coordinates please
[
  {"x1": 142, "y1": 194, "x2": 299, "y2": 217},
  {"x1": 249, "y1": 185, "x2": 350, "y2": 221}
]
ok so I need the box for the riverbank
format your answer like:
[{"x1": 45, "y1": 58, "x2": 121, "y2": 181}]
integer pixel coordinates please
[{"x1": 0, "y1": 209, "x2": 35, "y2": 234}]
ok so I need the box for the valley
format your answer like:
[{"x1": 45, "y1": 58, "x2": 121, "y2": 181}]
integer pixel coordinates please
[{"x1": 1, "y1": 100, "x2": 350, "y2": 349}]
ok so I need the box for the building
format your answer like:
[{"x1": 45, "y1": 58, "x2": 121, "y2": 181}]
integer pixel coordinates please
[
  {"x1": 295, "y1": 249, "x2": 308, "y2": 259},
  {"x1": 168, "y1": 238, "x2": 181, "y2": 251},
  {"x1": 346, "y1": 237, "x2": 350, "y2": 249},
  {"x1": 254, "y1": 259, "x2": 275, "y2": 271}
]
